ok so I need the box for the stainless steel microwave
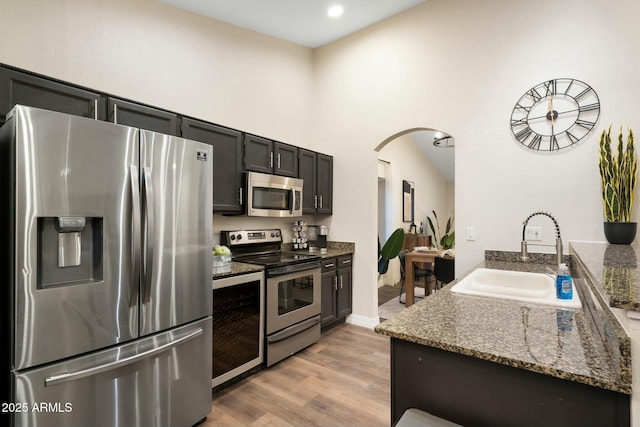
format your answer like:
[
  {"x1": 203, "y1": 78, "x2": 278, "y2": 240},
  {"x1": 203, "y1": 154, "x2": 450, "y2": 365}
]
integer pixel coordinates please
[{"x1": 246, "y1": 171, "x2": 303, "y2": 217}]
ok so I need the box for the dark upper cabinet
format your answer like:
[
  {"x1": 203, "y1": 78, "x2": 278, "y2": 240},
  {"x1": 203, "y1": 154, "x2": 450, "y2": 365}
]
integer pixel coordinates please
[
  {"x1": 274, "y1": 142, "x2": 298, "y2": 177},
  {"x1": 244, "y1": 134, "x2": 273, "y2": 174},
  {"x1": 107, "y1": 97, "x2": 179, "y2": 136},
  {"x1": 299, "y1": 149, "x2": 317, "y2": 214},
  {"x1": 298, "y1": 149, "x2": 333, "y2": 215},
  {"x1": 316, "y1": 153, "x2": 333, "y2": 215},
  {"x1": 181, "y1": 118, "x2": 243, "y2": 214},
  {"x1": 0, "y1": 66, "x2": 104, "y2": 124},
  {"x1": 244, "y1": 134, "x2": 298, "y2": 177}
]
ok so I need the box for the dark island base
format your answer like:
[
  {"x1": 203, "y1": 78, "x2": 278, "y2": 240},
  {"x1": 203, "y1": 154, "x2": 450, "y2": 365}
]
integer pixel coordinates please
[{"x1": 391, "y1": 338, "x2": 630, "y2": 427}]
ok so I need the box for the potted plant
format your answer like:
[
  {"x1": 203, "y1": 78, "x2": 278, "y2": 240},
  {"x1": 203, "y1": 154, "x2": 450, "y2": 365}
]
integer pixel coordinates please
[
  {"x1": 378, "y1": 228, "x2": 405, "y2": 278},
  {"x1": 427, "y1": 210, "x2": 455, "y2": 250},
  {"x1": 599, "y1": 126, "x2": 638, "y2": 244}
]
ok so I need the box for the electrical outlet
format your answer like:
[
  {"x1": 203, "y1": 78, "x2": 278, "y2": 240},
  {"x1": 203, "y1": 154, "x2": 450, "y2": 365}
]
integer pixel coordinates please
[
  {"x1": 466, "y1": 227, "x2": 476, "y2": 241},
  {"x1": 525, "y1": 226, "x2": 542, "y2": 241}
]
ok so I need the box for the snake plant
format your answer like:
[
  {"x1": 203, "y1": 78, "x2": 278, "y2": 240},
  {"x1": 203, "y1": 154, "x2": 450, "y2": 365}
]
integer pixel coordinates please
[{"x1": 599, "y1": 126, "x2": 638, "y2": 223}]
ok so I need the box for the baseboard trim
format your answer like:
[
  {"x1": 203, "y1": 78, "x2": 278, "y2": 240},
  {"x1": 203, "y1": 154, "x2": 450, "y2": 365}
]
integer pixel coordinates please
[{"x1": 346, "y1": 313, "x2": 380, "y2": 329}]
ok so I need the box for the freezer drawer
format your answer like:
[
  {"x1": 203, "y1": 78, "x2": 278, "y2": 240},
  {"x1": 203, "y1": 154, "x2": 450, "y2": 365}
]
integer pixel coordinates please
[{"x1": 12, "y1": 318, "x2": 212, "y2": 427}]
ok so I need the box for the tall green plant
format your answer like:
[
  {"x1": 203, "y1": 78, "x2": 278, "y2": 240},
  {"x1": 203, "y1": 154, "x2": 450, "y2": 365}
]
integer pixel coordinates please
[
  {"x1": 427, "y1": 210, "x2": 455, "y2": 250},
  {"x1": 599, "y1": 126, "x2": 638, "y2": 222},
  {"x1": 377, "y1": 228, "x2": 405, "y2": 277}
]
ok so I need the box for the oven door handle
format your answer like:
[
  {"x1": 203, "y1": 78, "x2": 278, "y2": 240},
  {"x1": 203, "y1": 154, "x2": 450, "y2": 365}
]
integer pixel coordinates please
[
  {"x1": 267, "y1": 263, "x2": 320, "y2": 277},
  {"x1": 267, "y1": 316, "x2": 320, "y2": 344}
]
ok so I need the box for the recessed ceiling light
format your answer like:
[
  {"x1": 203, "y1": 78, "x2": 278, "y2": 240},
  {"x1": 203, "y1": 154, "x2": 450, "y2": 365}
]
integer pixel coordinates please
[{"x1": 327, "y1": 5, "x2": 344, "y2": 18}]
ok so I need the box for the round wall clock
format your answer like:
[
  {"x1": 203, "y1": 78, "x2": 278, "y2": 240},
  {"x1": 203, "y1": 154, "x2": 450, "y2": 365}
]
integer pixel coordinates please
[{"x1": 510, "y1": 78, "x2": 600, "y2": 152}]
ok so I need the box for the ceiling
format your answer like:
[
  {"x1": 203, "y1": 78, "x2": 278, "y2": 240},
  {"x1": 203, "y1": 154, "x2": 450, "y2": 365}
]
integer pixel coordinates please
[
  {"x1": 155, "y1": 0, "x2": 427, "y2": 48},
  {"x1": 411, "y1": 131, "x2": 455, "y2": 183},
  {"x1": 154, "y1": 0, "x2": 453, "y2": 182}
]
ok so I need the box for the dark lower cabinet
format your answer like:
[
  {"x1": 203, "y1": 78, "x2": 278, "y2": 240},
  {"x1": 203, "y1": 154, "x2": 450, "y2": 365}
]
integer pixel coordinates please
[
  {"x1": 107, "y1": 97, "x2": 179, "y2": 135},
  {"x1": 0, "y1": 66, "x2": 104, "y2": 124},
  {"x1": 298, "y1": 149, "x2": 333, "y2": 215},
  {"x1": 181, "y1": 118, "x2": 243, "y2": 213},
  {"x1": 321, "y1": 255, "x2": 352, "y2": 329},
  {"x1": 391, "y1": 338, "x2": 630, "y2": 427}
]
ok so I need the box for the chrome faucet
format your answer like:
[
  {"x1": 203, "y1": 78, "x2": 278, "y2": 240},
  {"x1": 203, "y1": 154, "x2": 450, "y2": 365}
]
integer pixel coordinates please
[{"x1": 520, "y1": 211, "x2": 563, "y2": 267}]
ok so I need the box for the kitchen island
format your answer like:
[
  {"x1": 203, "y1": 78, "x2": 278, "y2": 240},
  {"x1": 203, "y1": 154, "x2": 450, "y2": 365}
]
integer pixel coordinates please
[{"x1": 375, "y1": 249, "x2": 631, "y2": 427}]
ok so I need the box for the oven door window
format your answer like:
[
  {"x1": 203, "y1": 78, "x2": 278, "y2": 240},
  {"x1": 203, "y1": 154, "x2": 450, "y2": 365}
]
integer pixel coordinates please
[
  {"x1": 277, "y1": 273, "x2": 314, "y2": 315},
  {"x1": 253, "y1": 186, "x2": 291, "y2": 211}
]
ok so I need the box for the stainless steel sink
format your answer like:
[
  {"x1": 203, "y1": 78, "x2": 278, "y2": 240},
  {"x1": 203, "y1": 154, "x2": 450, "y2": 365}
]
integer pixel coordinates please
[{"x1": 451, "y1": 268, "x2": 582, "y2": 309}]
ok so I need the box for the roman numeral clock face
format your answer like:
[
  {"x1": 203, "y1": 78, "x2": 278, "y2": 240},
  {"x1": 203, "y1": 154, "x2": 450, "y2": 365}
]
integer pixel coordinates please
[{"x1": 510, "y1": 78, "x2": 600, "y2": 152}]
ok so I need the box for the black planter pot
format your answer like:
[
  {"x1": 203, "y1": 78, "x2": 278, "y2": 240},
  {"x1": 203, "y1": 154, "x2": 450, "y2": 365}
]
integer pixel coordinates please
[{"x1": 603, "y1": 222, "x2": 637, "y2": 245}]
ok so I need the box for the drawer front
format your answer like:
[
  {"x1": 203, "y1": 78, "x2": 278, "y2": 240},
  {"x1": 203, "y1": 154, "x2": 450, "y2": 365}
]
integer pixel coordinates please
[
  {"x1": 321, "y1": 258, "x2": 337, "y2": 273},
  {"x1": 337, "y1": 255, "x2": 352, "y2": 268}
]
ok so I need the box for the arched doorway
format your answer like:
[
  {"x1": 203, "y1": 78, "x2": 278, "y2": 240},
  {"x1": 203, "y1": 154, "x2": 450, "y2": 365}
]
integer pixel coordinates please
[{"x1": 375, "y1": 128, "x2": 455, "y2": 312}]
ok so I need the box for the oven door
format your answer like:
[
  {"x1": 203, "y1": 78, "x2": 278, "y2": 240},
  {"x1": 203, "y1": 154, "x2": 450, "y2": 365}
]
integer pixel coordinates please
[
  {"x1": 266, "y1": 266, "x2": 321, "y2": 334},
  {"x1": 247, "y1": 171, "x2": 302, "y2": 217}
]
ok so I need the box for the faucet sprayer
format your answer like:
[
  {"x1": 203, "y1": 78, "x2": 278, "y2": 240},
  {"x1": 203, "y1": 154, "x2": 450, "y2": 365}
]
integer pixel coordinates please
[{"x1": 520, "y1": 211, "x2": 563, "y2": 267}]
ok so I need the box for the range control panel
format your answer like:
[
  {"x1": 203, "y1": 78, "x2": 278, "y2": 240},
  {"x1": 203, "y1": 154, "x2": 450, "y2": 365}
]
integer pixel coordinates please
[{"x1": 221, "y1": 229, "x2": 282, "y2": 246}]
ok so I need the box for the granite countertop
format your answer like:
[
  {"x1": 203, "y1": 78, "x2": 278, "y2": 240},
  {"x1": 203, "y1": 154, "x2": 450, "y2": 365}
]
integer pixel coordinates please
[
  {"x1": 375, "y1": 251, "x2": 632, "y2": 394},
  {"x1": 282, "y1": 241, "x2": 355, "y2": 259},
  {"x1": 212, "y1": 261, "x2": 264, "y2": 280},
  {"x1": 570, "y1": 241, "x2": 640, "y2": 312}
]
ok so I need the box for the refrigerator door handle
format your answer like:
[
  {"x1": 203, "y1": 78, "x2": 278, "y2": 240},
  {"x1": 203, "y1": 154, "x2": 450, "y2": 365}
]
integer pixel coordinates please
[
  {"x1": 44, "y1": 328, "x2": 203, "y2": 387},
  {"x1": 142, "y1": 166, "x2": 155, "y2": 302},
  {"x1": 130, "y1": 165, "x2": 142, "y2": 304}
]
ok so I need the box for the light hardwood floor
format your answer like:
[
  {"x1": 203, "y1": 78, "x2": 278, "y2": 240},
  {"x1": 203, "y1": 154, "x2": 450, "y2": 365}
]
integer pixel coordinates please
[{"x1": 204, "y1": 323, "x2": 391, "y2": 427}]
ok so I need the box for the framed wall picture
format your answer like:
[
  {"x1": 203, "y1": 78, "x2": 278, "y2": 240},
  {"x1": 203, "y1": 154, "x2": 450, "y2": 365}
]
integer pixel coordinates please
[{"x1": 403, "y1": 180, "x2": 414, "y2": 223}]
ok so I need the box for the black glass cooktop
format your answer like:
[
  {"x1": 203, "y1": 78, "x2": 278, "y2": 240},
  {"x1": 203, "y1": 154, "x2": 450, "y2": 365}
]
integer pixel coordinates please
[{"x1": 234, "y1": 252, "x2": 320, "y2": 268}]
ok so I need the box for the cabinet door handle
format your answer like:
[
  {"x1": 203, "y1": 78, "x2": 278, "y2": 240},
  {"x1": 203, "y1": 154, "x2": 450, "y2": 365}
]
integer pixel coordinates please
[
  {"x1": 340, "y1": 275, "x2": 343, "y2": 289},
  {"x1": 239, "y1": 188, "x2": 243, "y2": 205},
  {"x1": 324, "y1": 263, "x2": 334, "y2": 268},
  {"x1": 269, "y1": 152, "x2": 273, "y2": 168},
  {"x1": 314, "y1": 195, "x2": 318, "y2": 208},
  {"x1": 277, "y1": 153, "x2": 281, "y2": 169},
  {"x1": 113, "y1": 104, "x2": 118, "y2": 124},
  {"x1": 93, "y1": 99, "x2": 98, "y2": 120},
  {"x1": 342, "y1": 259, "x2": 351, "y2": 265},
  {"x1": 334, "y1": 276, "x2": 338, "y2": 291},
  {"x1": 319, "y1": 195, "x2": 323, "y2": 209}
]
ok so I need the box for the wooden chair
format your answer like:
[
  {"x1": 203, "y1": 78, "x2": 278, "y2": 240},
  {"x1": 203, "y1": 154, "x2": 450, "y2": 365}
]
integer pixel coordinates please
[{"x1": 398, "y1": 249, "x2": 434, "y2": 303}]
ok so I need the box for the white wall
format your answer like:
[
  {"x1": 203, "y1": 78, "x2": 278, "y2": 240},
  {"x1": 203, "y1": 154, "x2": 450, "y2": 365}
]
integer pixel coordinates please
[
  {"x1": 313, "y1": 0, "x2": 640, "y2": 324},
  {"x1": 0, "y1": 0, "x2": 314, "y2": 146}
]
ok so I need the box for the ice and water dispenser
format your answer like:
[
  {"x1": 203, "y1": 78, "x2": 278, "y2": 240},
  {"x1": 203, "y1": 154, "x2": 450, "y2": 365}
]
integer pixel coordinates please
[{"x1": 38, "y1": 216, "x2": 103, "y2": 288}]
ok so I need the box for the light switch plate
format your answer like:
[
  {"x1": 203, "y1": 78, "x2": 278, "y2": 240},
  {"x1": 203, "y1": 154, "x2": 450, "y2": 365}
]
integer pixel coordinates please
[
  {"x1": 525, "y1": 226, "x2": 542, "y2": 241},
  {"x1": 466, "y1": 227, "x2": 476, "y2": 241}
]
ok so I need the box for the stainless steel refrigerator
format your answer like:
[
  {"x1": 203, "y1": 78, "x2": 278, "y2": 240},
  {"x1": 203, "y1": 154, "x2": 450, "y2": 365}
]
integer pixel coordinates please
[{"x1": 0, "y1": 105, "x2": 213, "y2": 427}]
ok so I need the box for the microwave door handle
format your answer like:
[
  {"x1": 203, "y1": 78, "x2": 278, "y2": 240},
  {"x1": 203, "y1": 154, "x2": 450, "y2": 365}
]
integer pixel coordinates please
[
  {"x1": 290, "y1": 188, "x2": 295, "y2": 214},
  {"x1": 130, "y1": 165, "x2": 141, "y2": 306},
  {"x1": 142, "y1": 167, "x2": 155, "y2": 303}
]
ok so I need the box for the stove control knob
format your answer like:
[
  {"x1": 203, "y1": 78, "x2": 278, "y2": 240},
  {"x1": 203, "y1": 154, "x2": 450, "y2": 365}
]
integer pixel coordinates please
[
  {"x1": 236, "y1": 234, "x2": 242, "y2": 241},
  {"x1": 229, "y1": 234, "x2": 235, "y2": 241},
  {"x1": 275, "y1": 230, "x2": 281, "y2": 237},
  {"x1": 270, "y1": 232, "x2": 275, "y2": 238}
]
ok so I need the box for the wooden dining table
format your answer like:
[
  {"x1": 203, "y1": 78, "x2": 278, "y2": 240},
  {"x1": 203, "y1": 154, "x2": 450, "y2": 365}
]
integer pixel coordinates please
[{"x1": 404, "y1": 250, "x2": 444, "y2": 307}]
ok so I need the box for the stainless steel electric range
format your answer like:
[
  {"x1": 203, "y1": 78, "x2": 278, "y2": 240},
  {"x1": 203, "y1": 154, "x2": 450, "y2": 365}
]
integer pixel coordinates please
[{"x1": 221, "y1": 229, "x2": 322, "y2": 366}]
